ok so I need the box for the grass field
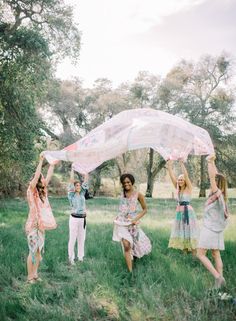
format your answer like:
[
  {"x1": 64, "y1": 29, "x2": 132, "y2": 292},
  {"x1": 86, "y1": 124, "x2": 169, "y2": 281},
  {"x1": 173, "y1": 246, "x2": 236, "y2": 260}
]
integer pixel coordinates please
[{"x1": 0, "y1": 196, "x2": 236, "y2": 321}]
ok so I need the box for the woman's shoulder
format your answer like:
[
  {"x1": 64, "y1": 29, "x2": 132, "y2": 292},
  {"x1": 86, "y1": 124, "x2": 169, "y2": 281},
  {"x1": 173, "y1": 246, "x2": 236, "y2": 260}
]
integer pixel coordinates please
[{"x1": 137, "y1": 191, "x2": 145, "y2": 200}]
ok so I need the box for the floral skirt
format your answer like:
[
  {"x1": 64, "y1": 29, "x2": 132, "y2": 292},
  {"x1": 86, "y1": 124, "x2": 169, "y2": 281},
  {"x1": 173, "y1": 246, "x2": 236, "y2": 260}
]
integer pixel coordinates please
[
  {"x1": 113, "y1": 224, "x2": 152, "y2": 258},
  {"x1": 168, "y1": 207, "x2": 199, "y2": 251},
  {"x1": 27, "y1": 228, "x2": 45, "y2": 264}
]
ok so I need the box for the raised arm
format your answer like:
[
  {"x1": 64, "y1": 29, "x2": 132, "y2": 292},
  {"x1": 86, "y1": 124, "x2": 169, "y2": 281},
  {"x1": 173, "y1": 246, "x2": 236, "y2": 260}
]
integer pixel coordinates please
[
  {"x1": 132, "y1": 192, "x2": 147, "y2": 224},
  {"x1": 45, "y1": 164, "x2": 55, "y2": 186},
  {"x1": 167, "y1": 160, "x2": 177, "y2": 188},
  {"x1": 70, "y1": 166, "x2": 75, "y2": 184},
  {"x1": 30, "y1": 153, "x2": 44, "y2": 189},
  {"x1": 207, "y1": 154, "x2": 218, "y2": 193},
  {"x1": 82, "y1": 173, "x2": 89, "y2": 184},
  {"x1": 180, "y1": 161, "x2": 192, "y2": 191}
]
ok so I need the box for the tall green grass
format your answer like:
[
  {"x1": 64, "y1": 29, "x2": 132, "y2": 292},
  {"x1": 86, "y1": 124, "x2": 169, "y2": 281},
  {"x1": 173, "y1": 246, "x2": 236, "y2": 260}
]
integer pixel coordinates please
[{"x1": 0, "y1": 197, "x2": 236, "y2": 321}]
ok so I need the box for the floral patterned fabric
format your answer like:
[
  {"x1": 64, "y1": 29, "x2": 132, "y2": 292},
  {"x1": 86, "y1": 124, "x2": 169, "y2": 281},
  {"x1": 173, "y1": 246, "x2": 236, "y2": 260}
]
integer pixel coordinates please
[
  {"x1": 25, "y1": 177, "x2": 57, "y2": 264},
  {"x1": 27, "y1": 228, "x2": 45, "y2": 264},
  {"x1": 44, "y1": 108, "x2": 214, "y2": 174},
  {"x1": 25, "y1": 177, "x2": 57, "y2": 234},
  {"x1": 113, "y1": 192, "x2": 152, "y2": 258}
]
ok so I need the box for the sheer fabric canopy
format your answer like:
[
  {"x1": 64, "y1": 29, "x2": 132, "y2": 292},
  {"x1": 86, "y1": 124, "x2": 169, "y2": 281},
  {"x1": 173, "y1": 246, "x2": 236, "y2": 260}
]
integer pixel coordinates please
[{"x1": 44, "y1": 108, "x2": 214, "y2": 173}]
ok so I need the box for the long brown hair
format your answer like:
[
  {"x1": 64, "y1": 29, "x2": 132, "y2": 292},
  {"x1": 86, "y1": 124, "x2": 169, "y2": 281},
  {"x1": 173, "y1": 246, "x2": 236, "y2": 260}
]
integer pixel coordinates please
[
  {"x1": 216, "y1": 173, "x2": 228, "y2": 202},
  {"x1": 36, "y1": 174, "x2": 46, "y2": 202}
]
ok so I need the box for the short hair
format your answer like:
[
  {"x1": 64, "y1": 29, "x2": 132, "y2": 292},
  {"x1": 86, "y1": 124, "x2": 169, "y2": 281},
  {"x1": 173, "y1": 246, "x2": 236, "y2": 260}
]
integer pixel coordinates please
[{"x1": 120, "y1": 173, "x2": 135, "y2": 185}]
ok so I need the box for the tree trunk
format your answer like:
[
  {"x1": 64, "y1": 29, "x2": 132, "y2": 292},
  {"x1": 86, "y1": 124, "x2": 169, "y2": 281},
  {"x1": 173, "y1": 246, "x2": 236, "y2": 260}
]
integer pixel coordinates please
[
  {"x1": 115, "y1": 160, "x2": 122, "y2": 177},
  {"x1": 146, "y1": 148, "x2": 154, "y2": 197},
  {"x1": 146, "y1": 156, "x2": 166, "y2": 198},
  {"x1": 199, "y1": 155, "x2": 206, "y2": 197},
  {"x1": 92, "y1": 167, "x2": 102, "y2": 196}
]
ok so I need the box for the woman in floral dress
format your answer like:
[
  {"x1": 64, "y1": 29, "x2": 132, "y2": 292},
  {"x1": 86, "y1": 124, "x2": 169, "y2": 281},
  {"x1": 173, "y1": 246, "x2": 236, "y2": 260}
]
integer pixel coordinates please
[
  {"x1": 167, "y1": 160, "x2": 198, "y2": 254},
  {"x1": 113, "y1": 174, "x2": 152, "y2": 272},
  {"x1": 25, "y1": 153, "x2": 57, "y2": 283}
]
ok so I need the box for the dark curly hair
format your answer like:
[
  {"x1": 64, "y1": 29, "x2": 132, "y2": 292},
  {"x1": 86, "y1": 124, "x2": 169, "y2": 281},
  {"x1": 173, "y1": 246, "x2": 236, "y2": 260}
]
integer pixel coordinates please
[
  {"x1": 120, "y1": 173, "x2": 135, "y2": 197},
  {"x1": 120, "y1": 173, "x2": 135, "y2": 185}
]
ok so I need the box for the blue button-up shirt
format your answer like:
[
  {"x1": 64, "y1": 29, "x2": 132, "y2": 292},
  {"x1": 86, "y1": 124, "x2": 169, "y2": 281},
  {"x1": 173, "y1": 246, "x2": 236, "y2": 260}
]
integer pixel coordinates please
[{"x1": 67, "y1": 182, "x2": 88, "y2": 214}]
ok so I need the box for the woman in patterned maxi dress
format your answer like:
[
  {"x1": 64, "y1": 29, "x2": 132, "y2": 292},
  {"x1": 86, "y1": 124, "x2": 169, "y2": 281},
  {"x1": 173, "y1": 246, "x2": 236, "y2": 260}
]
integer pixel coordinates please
[
  {"x1": 167, "y1": 160, "x2": 198, "y2": 254},
  {"x1": 113, "y1": 174, "x2": 152, "y2": 272}
]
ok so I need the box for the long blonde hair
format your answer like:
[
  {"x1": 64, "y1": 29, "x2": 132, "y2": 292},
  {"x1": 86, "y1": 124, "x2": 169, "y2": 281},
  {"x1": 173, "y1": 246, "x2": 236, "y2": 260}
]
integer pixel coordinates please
[
  {"x1": 216, "y1": 173, "x2": 228, "y2": 202},
  {"x1": 177, "y1": 174, "x2": 187, "y2": 193}
]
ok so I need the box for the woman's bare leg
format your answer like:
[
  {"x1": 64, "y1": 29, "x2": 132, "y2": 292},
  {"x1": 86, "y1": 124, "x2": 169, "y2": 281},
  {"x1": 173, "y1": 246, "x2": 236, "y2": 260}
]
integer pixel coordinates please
[
  {"x1": 197, "y1": 248, "x2": 220, "y2": 278},
  {"x1": 122, "y1": 239, "x2": 132, "y2": 272},
  {"x1": 212, "y1": 249, "x2": 223, "y2": 276},
  {"x1": 27, "y1": 249, "x2": 41, "y2": 281},
  {"x1": 27, "y1": 254, "x2": 34, "y2": 281},
  {"x1": 32, "y1": 249, "x2": 41, "y2": 279}
]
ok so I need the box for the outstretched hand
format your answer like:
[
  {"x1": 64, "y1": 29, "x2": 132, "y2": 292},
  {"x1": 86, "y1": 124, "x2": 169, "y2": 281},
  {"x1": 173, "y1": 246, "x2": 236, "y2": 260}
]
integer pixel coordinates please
[
  {"x1": 166, "y1": 159, "x2": 173, "y2": 166},
  {"x1": 206, "y1": 154, "x2": 216, "y2": 163},
  {"x1": 39, "y1": 152, "x2": 45, "y2": 161}
]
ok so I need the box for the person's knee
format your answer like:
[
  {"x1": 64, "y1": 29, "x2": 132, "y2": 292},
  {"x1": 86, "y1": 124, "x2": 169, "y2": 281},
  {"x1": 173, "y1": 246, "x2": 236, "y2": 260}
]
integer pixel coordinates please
[
  {"x1": 122, "y1": 241, "x2": 130, "y2": 252},
  {"x1": 212, "y1": 250, "x2": 220, "y2": 259},
  {"x1": 196, "y1": 249, "x2": 206, "y2": 259}
]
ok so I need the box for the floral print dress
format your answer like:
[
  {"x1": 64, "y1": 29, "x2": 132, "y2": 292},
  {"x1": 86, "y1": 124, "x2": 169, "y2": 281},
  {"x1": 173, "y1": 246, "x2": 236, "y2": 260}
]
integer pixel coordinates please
[
  {"x1": 25, "y1": 178, "x2": 57, "y2": 263},
  {"x1": 113, "y1": 192, "x2": 152, "y2": 258}
]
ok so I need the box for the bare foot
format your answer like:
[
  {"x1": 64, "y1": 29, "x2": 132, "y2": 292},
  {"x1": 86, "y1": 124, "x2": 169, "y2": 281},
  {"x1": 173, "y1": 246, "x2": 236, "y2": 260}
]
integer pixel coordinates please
[{"x1": 214, "y1": 276, "x2": 226, "y2": 289}]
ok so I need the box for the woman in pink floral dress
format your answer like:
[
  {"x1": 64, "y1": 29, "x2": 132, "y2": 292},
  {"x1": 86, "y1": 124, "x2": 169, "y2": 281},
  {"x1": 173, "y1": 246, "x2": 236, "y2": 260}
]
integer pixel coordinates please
[
  {"x1": 25, "y1": 153, "x2": 57, "y2": 283},
  {"x1": 113, "y1": 174, "x2": 152, "y2": 272}
]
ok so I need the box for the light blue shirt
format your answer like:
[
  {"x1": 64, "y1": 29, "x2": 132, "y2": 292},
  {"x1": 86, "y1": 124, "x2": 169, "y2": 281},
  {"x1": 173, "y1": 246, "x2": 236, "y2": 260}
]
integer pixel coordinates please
[{"x1": 67, "y1": 182, "x2": 88, "y2": 214}]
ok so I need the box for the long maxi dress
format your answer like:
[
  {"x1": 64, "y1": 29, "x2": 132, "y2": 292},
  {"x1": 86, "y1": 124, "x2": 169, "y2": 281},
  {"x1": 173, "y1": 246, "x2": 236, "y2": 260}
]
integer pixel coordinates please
[
  {"x1": 113, "y1": 191, "x2": 152, "y2": 258},
  {"x1": 168, "y1": 193, "x2": 199, "y2": 251}
]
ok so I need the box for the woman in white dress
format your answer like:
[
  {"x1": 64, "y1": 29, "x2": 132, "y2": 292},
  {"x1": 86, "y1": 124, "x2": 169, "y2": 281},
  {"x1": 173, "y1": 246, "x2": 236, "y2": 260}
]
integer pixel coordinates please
[{"x1": 197, "y1": 155, "x2": 229, "y2": 289}]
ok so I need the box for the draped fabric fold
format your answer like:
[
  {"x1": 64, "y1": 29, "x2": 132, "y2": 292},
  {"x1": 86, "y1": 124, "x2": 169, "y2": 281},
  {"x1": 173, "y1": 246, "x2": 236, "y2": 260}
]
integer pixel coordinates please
[{"x1": 44, "y1": 108, "x2": 214, "y2": 173}]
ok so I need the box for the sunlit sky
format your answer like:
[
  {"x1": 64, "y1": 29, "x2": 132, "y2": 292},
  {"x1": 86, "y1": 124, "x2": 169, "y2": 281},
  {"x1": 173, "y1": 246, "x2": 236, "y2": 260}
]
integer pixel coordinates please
[{"x1": 56, "y1": 0, "x2": 236, "y2": 87}]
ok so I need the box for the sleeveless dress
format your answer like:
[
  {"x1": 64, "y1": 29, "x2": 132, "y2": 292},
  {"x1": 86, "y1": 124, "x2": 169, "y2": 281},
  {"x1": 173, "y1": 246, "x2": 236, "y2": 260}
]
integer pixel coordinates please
[
  {"x1": 112, "y1": 192, "x2": 152, "y2": 258},
  {"x1": 198, "y1": 189, "x2": 229, "y2": 250},
  {"x1": 168, "y1": 193, "x2": 198, "y2": 251},
  {"x1": 25, "y1": 179, "x2": 57, "y2": 263}
]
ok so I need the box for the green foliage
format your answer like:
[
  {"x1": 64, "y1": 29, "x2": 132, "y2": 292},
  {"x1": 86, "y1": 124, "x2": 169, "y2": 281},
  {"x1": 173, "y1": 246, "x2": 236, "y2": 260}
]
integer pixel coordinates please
[
  {"x1": 0, "y1": 0, "x2": 81, "y2": 195},
  {"x1": 158, "y1": 54, "x2": 236, "y2": 191},
  {"x1": 1, "y1": 0, "x2": 81, "y2": 60},
  {"x1": 0, "y1": 26, "x2": 51, "y2": 194}
]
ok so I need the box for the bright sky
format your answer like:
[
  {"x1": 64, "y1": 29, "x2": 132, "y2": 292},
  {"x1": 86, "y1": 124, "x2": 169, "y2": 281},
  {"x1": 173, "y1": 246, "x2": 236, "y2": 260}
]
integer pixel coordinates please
[{"x1": 56, "y1": 0, "x2": 236, "y2": 87}]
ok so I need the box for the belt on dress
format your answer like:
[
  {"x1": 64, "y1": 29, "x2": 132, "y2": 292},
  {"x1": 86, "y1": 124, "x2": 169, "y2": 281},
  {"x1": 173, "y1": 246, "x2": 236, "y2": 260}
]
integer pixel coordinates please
[{"x1": 179, "y1": 201, "x2": 190, "y2": 225}]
